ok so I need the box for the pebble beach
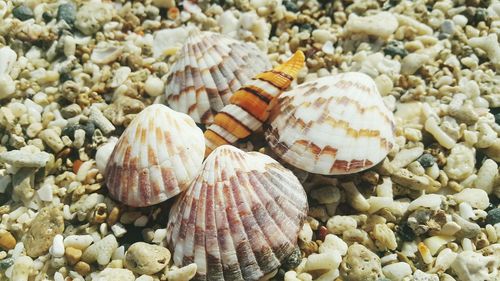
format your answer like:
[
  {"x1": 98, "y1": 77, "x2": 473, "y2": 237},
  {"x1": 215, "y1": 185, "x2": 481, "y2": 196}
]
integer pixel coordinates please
[{"x1": 0, "y1": 0, "x2": 499, "y2": 280}]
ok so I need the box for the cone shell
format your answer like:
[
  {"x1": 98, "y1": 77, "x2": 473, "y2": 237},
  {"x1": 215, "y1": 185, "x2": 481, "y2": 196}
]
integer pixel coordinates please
[
  {"x1": 165, "y1": 31, "x2": 272, "y2": 125},
  {"x1": 105, "y1": 104, "x2": 205, "y2": 207},
  {"x1": 166, "y1": 145, "x2": 308, "y2": 281},
  {"x1": 266, "y1": 72, "x2": 396, "y2": 175}
]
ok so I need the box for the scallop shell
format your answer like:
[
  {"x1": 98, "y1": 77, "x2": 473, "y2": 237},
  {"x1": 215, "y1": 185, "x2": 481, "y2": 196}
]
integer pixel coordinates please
[
  {"x1": 104, "y1": 104, "x2": 205, "y2": 207},
  {"x1": 166, "y1": 145, "x2": 308, "y2": 281},
  {"x1": 265, "y1": 72, "x2": 396, "y2": 175},
  {"x1": 165, "y1": 30, "x2": 272, "y2": 125}
]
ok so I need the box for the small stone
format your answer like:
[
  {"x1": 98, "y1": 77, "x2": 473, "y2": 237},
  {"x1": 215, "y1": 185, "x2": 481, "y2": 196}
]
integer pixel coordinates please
[
  {"x1": 95, "y1": 268, "x2": 135, "y2": 281},
  {"x1": 57, "y1": 3, "x2": 76, "y2": 24},
  {"x1": 452, "y1": 188, "x2": 489, "y2": 210},
  {"x1": 144, "y1": 76, "x2": 164, "y2": 97},
  {"x1": 418, "y1": 153, "x2": 436, "y2": 168},
  {"x1": 283, "y1": 0, "x2": 299, "y2": 12},
  {"x1": 0, "y1": 258, "x2": 14, "y2": 270},
  {"x1": 65, "y1": 246, "x2": 82, "y2": 265},
  {"x1": 383, "y1": 41, "x2": 408, "y2": 57},
  {"x1": 81, "y1": 234, "x2": 118, "y2": 266},
  {"x1": 12, "y1": 5, "x2": 33, "y2": 21},
  {"x1": 340, "y1": 244, "x2": 383, "y2": 281},
  {"x1": 345, "y1": 12, "x2": 399, "y2": 39},
  {"x1": 382, "y1": 262, "x2": 412, "y2": 280},
  {"x1": 49, "y1": 234, "x2": 65, "y2": 258},
  {"x1": 440, "y1": 20, "x2": 455, "y2": 35},
  {"x1": 0, "y1": 150, "x2": 50, "y2": 168},
  {"x1": 74, "y1": 261, "x2": 91, "y2": 276},
  {"x1": 486, "y1": 208, "x2": 500, "y2": 225},
  {"x1": 24, "y1": 206, "x2": 64, "y2": 258},
  {"x1": 11, "y1": 256, "x2": 33, "y2": 281},
  {"x1": 282, "y1": 247, "x2": 302, "y2": 270},
  {"x1": 125, "y1": 242, "x2": 170, "y2": 275},
  {"x1": 39, "y1": 128, "x2": 65, "y2": 153},
  {"x1": 0, "y1": 230, "x2": 16, "y2": 250}
]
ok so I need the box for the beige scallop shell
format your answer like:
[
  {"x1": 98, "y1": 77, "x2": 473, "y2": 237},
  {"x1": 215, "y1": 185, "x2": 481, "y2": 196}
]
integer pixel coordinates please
[
  {"x1": 165, "y1": 30, "x2": 272, "y2": 125},
  {"x1": 166, "y1": 145, "x2": 308, "y2": 281},
  {"x1": 105, "y1": 104, "x2": 205, "y2": 207},
  {"x1": 266, "y1": 72, "x2": 396, "y2": 175}
]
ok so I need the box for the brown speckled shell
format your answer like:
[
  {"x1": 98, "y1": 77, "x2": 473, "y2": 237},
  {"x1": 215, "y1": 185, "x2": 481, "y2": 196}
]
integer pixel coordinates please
[
  {"x1": 266, "y1": 72, "x2": 396, "y2": 175},
  {"x1": 104, "y1": 104, "x2": 205, "y2": 207},
  {"x1": 166, "y1": 145, "x2": 308, "y2": 281}
]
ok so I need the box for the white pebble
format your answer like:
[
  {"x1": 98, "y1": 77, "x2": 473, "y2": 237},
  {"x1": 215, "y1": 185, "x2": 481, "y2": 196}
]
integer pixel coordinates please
[
  {"x1": 165, "y1": 263, "x2": 197, "y2": 281},
  {"x1": 144, "y1": 76, "x2": 164, "y2": 97},
  {"x1": 382, "y1": 262, "x2": 412, "y2": 280},
  {"x1": 0, "y1": 74, "x2": 16, "y2": 100},
  {"x1": 345, "y1": 12, "x2": 398, "y2": 39},
  {"x1": 37, "y1": 183, "x2": 54, "y2": 202},
  {"x1": 90, "y1": 105, "x2": 115, "y2": 134},
  {"x1": 474, "y1": 159, "x2": 498, "y2": 194},
  {"x1": 11, "y1": 256, "x2": 33, "y2": 281},
  {"x1": 64, "y1": 235, "x2": 94, "y2": 250},
  {"x1": 49, "y1": 234, "x2": 65, "y2": 258},
  {"x1": 452, "y1": 188, "x2": 489, "y2": 210},
  {"x1": 408, "y1": 194, "x2": 443, "y2": 211},
  {"x1": 111, "y1": 223, "x2": 127, "y2": 238},
  {"x1": 319, "y1": 234, "x2": 347, "y2": 256}
]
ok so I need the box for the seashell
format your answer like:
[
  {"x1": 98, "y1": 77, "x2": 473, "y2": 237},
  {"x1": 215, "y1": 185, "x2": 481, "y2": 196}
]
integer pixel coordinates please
[
  {"x1": 152, "y1": 26, "x2": 193, "y2": 58},
  {"x1": 266, "y1": 72, "x2": 396, "y2": 175},
  {"x1": 166, "y1": 145, "x2": 308, "y2": 281},
  {"x1": 165, "y1": 30, "x2": 272, "y2": 125},
  {"x1": 91, "y1": 44, "x2": 122, "y2": 65},
  {"x1": 104, "y1": 104, "x2": 205, "y2": 207},
  {"x1": 204, "y1": 51, "x2": 305, "y2": 157}
]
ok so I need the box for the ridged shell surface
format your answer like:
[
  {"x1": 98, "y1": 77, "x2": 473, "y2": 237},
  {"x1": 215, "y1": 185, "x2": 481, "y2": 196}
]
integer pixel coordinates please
[
  {"x1": 105, "y1": 104, "x2": 205, "y2": 207},
  {"x1": 266, "y1": 72, "x2": 395, "y2": 175},
  {"x1": 166, "y1": 145, "x2": 308, "y2": 281},
  {"x1": 165, "y1": 31, "x2": 272, "y2": 125}
]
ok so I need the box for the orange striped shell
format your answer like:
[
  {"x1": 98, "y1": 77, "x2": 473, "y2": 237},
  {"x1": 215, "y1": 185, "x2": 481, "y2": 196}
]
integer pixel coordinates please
[
  {"x1": 265, "y1": 72, "x2": 396, "y2": 175},
  {"x1": 166, "y1": 145, "x2": 308, "y2": 281},
  {"x1": 204, "y1": 51, "x2": 305, "y2": 157},
  {"x1": 165, "y1": 30, "x2": 271, "y2": 125},
  {"x1": 104, "y1": 104, "x2": 205, "y2": 207}
]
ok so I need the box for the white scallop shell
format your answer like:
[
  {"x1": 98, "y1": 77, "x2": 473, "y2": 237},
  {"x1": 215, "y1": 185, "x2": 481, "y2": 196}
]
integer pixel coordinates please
[
  {"x1": 265, "y1": 72, "x2": 396, "y2": 175},
  {"x1": 166, "y1": 145, "x2": 308, "y2": 281},
  {"x1": 105, "y1": 104, "x2": 205, "y2": 207},
  {"x1": 165, "y1": 30, "x2": 272, "y2": 125}
]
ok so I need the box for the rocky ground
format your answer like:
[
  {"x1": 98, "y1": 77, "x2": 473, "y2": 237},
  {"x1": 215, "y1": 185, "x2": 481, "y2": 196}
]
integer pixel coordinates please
[{"x1": 0, "y1": 0, "x2": 499, "y2": 280}]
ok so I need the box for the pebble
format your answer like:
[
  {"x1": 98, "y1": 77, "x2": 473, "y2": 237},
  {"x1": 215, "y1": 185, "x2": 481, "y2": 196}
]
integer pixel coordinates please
[
  {"x1": 452, "y1": 188, "x2": 489, "y2": 210},
  {"x1": 382, "y1": 262, "x2": 412, "y2": 281},
  {"x1": 408, "y1": 194, "x2": 443, "y2": 212},
  {"x1": 468, "y1": 33, "x2": 500, "y2": 70},
  {"x1": 90, "y1": 105, "x2": 115, "y2": 134},
  {"x1": 340, "y1": 244, "x2": 382, "y2": 280},
  {"x1": 65, "y1": 246, "x2": 82, "y2": 265},
  {"x1": 12, "y1": 5, "x2": 33, "y2": 21},
  {"x1": 95, "y1": 268, "x2": 135, "y2": 281},
  {"x1": 417, "y1": 153, "x2": 436, "y2": 168},
  {"x1": 63, "y1": 235, "x2": 94, "y2": 250},
  {"x1": 11, "y1": 256, "x2": 33, "y2": 281},
  {"x1": 401, "y1": 53, "x2": 429, "y2": 75},
  {"x1": 0, "y1": 150, "x2": 50, "y2": 168},
  {"x1": 0, "y1": 74, "x2": 16, "y2": 100},
  {"x1": 136, "y1": 275, "x2": 154, "y2": 281},
  {"x1": 0, "y1": 230, "x2": 16, "y2": 250},
  {"x1": 75, "y1": 1, "x2": 113, "y2": 35},
  {"x1": 49, "y1": 234, "x2": 65, "y2": 258},
  {"x1": 443, "y1": 144, "x2": 475, "y2": 181},
  {"x1": 39, "y1": 128, "x2": 65, "y2": 153},
  {"x1": 125, "y1": 242, "x2": 170, "y2": 274},
  {"x1": 24, "y1": 206, "x2": 64, "y2": 258},
  {"x1": 144, "y1": 76, "x2": 165, "y2": 97},
  {"x1": 165, "y1": 263, "x2": 197, "y2": 281},
  {"x1": 57, "y1": 3, "x2": 76, "y2": 24},
  {"x1": 81, "y1": 234, "x2": 118, "y2": 266},
  {"x1": 440, "y1": 20, "x2": 455, "y2": 35},
  {"x1": 451, "y1": 250, "x2": 496, "y2": 281},
  {"x1": 345, "y1": 12, "x2": 399, "y2": 39},
  {"x1": 473, "y1": 159, "x2": 498, "y2": 194},
  {"x1": 74, "y1": 261, "x2": 91, "y2": 276}
]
